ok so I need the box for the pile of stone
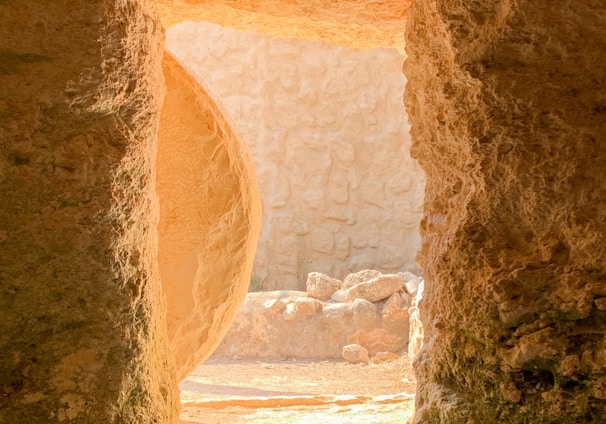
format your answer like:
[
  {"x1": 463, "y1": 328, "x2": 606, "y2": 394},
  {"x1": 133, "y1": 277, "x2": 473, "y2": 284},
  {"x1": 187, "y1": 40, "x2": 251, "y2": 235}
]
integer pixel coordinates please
[{"x1": 212, "y1": 269, "x2": 423, "y2": 364}]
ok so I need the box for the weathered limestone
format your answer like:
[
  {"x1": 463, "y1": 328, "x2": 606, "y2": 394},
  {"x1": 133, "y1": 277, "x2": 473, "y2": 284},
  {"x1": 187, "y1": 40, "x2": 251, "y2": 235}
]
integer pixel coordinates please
[
  {"x1": 158, "y1": 53, "x2": 262, "y2": 381},
  {"x1": 158, "y1": 0, "x2": 412, "y2": 52},
  {"x1": 405, "y1": 1, "x2": 606, "y2": 422},
  {"x1": 0, "y1": 1, "x2": 179, "y2": 422},
  {"x1": 343, "y1": 269, "x2": 383, "y2": 289},
  {"x1": 214, "y1": 271, "x2": 411, "y2": 359},
  {"x1": 342, "y1": 344, "x2": 370, "y2": 364},
  {"x1": 166, "y1": 23, "x2": 425, "y2": 289},
  {"x1": 344, "y1": 274, "x2": 404, "y2": 303},
  {"x1": 306, "y1": 272, "x2": 342, "y2": 301}
]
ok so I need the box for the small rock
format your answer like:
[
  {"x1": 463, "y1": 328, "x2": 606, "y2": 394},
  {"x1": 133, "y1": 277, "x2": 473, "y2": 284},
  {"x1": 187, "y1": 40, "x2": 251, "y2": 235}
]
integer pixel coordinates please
[
  {"x1": 345, "y1": 274, "x2": 404, "y2": 303},
  {"x1": 342, "y1": 344, "x2": 369, "y2": 364},
  {"x1": 263, "y1": 298, "x2": 286, "y2": 318},
  {"x1": 343, "y1": 269, "x2": 382, "y2": 289},
  {"x1": 352, "y1": 298, "x2": 379, "y2": 329},
  {"x1": 381, "y1": 292, "x2": 408, "y2": 316},
  {"x1": 371, "y1": 351, "x2": 400, "y2": 363},
  {"x1": 294, "y1": 297, "x2": 323, "y2": 315},
  {"x1": 330, "y1": 289, "x2": 348, "y2": 303},
  {"x1": 348, "y1": 329, "x2": 404, "y2": 356},
  {"x1": 403, "y1": 277, "x2": 421, "y2": 297},
  {"x1": 306, "y1": 272, "x2": 342, "y2": 300}
]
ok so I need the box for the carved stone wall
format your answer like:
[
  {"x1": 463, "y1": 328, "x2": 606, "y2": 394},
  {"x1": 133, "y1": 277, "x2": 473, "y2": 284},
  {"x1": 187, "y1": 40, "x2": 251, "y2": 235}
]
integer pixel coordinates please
[
  {"x1": 0, "y1": 1, "x2": 178, "y2": 422},
  {"x1": 166, "y1": 22, "x2": 424, "y2": 290},
  {"x1": 405, "y1": 1, "x2": 606, "y2": 422}
]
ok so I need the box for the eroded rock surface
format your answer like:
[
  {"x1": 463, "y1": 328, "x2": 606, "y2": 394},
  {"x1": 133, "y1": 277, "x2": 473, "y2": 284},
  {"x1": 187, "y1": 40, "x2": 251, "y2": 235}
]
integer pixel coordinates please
[
  {"x1": 342, "y1": 344, "x2": 370, "y2": 364},
  {"x1": 0, "y1": 1, "x2": 178, "y2": 422},
  {"x1": 405, "y1": 1, "x2": 606, "y2": 422},
  {"x1": 158, "y1": 53, "x2": 262, "y2": 381},
  {"x1": 213, "y1": 271, "x2": 412, "y2": 359},
  {"x1": 158, "y1": 0, "x2": 412, "y2": 52}
]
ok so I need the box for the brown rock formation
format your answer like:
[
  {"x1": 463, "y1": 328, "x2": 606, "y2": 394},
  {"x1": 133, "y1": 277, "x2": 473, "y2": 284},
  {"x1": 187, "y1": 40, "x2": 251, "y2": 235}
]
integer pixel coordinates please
[
  {"x1": 405, "y1": 1, "x2": 606, "y2": 422},
  {"x1": 0, "y1": 1, "x2": 178, "y2": 422},
  {"x1": 158, "y1": 53, "x2": 262, "y2": 381}
]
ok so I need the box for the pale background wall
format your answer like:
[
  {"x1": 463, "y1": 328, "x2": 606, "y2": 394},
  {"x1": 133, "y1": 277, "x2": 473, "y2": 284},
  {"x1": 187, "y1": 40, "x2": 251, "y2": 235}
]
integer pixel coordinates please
[{"x1": 166, "y1": 22, "x2": 424, "y2": 290}]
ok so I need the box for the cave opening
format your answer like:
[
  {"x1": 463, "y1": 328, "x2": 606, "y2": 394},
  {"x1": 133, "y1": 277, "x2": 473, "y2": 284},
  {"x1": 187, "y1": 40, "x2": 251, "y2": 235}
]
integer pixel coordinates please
[{"x1": 158, "y1": 5, "x2": 423, "y2": 423}]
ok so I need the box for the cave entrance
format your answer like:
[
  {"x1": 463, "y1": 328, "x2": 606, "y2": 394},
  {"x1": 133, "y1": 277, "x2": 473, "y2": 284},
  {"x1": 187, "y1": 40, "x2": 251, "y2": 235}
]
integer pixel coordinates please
[{"x1": 160, "y1": 14, "x2": 424, "y2": 424}]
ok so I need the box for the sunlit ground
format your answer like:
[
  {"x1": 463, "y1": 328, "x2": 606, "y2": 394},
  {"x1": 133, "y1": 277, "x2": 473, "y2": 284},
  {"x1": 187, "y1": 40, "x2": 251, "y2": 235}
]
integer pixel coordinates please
[{"x1": 178, "y1": 357, "x2": 416, "y2": 424}]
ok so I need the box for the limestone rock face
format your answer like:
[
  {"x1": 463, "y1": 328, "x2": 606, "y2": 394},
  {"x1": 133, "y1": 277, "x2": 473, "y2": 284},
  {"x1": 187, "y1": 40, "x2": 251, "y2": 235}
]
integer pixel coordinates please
[
  {"x1": 166, "y1": 22, "x2": 424, "y2": 290},
  {"x1": 405, "y1": 1, "x2": 606, "y2": 422},
  {"x1": 158, "y1": 0, "x2": 412, "y2": 52},
  {"x1": 407, "y1": 280, "x2": 425, "y2": 365},
  {"x1": 0, "y1": 1, "x2": 179, "y2": 422},
  {"x1": 158, "y1": 53, "x2": 262, "y2": 381}
]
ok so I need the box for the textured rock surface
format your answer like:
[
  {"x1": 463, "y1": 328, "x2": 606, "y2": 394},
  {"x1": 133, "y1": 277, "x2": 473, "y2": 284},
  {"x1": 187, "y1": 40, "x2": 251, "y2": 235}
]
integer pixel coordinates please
[
  {"x1": 348, "y1": 329, "x2": 405, "y2": 357},
  {"x1": 158, "y1": 53, "x2": 262, "y2": 381},
  {"x1": 158, "y1": 0, "x2": 412, "y2": 52},
  {"x1": 342, "y1": 344, "x2": 370, "y2": 364},
  {"x1": 345, "y1": 274, "x2": 404, "y2": 303},
  {"x1": 405, "y1": 1, "x2": 606, "y2": 422},
  {"x1": 0, "y1": 1, "x2": 179, "y2": 422},
  {"x1": 166, "y1": 22, "x2": 424, "y2": 289},
  {"x1": 306, "y1": 272, "x2": 342, "y2": 301},
  {"x1": 343, "y1": 269, "x2": 383, "y2": 289},
  {"x1": 213, "y1": 285, "x2": 409, "y2": 359},
  {"x1": 407, "y1": 280, "x2": 425, "y2": 366}
]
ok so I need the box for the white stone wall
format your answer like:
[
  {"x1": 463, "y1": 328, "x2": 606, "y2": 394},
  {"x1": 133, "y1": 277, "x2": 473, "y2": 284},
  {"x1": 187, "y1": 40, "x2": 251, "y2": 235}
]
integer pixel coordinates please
[{"x1": 166, "y1": 22, "x2": 425, "y2": 290}]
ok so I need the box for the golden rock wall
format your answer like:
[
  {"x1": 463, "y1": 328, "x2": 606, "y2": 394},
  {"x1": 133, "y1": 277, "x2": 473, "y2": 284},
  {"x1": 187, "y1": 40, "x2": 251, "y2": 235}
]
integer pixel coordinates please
[
  {"x1": 0, "y1": 1, "x2": 178, "y2": 422},
  {"x1": 405, "y1": 1, "x2": 606, "y2": 422}
]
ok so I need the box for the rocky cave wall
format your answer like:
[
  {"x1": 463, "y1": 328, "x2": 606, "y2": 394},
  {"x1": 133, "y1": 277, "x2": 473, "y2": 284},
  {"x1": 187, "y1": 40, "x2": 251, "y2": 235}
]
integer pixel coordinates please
[
  {"x1": 405, "y1": 1, "x2": 606, "y2": 422},
  {"x1": 4, "y1": 0, "x2": 605, "y2": 422},
  {"x1": 158, "y1": 0, "x2": 412, "y2": 52},
  {"x1": 0, "y1": 1, "x2": 179, "y2": 422},
  {"x1": 166, "y1": 22, "x2": 424, "y2": 290}
]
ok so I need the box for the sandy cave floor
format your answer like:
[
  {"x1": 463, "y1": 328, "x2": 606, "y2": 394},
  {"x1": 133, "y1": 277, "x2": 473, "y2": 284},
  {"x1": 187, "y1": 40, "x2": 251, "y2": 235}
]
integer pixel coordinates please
[{"x1": 178, "y1": 356, "x2": 416, "y2": 423}]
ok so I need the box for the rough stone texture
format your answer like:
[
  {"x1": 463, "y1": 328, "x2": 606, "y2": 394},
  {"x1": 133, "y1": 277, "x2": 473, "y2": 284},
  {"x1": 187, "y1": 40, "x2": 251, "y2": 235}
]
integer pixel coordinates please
[
  {"x1": 213, "y1": 289, "x2": 408, "y2": 359},
  {"x1": 306, "y1": 272, "x2": 342, "y2": 301},
  {"x1": 405, "y1": 1, "x2": 606, "y2": 422},
  {"x1": 342, "y1": 344, "x2": 370, "y2": 364},
  {"x1": 0, "y1": 1, "x2": 179, "y2": 422},
  {"x1": 166, "y1": 22, "x2": 424, "y2": 290},
  {"x1": 345, "y1": 274, "x2": 405, "y2": 303},
  {"x1": 352, "y1": 298, "x2": 380, "y2": 330},
  {"x1": 407, "y1": 280, "x2": 425, "y2": 366},
  {"x1": 381, "y1": 292, "x2": 411, "y2": 337},
  {"x1": 158, "y1": 0, "x2": 412, "y2": 52},
  {"x1": 158, "y1": 53, "x2": 262, "y2": 381},
  {"x1": 343, "y1": 269, "x2": 383, "y2": 289},
  {"x1": 348, "y1": 329, "x2": 405, "y2": 357}
]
